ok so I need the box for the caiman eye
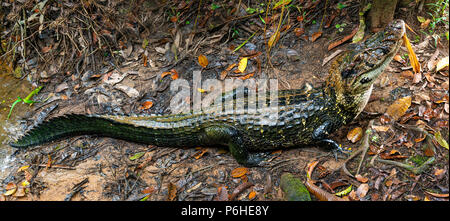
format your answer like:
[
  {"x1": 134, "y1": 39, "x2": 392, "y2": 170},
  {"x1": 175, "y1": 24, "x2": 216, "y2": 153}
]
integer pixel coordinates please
[
  {"x1": 360, "y1": 77, "x2": 371, "y2": 84},
  {"x1": 341, "y1": 69, "x2": 356, "y2": 79}
]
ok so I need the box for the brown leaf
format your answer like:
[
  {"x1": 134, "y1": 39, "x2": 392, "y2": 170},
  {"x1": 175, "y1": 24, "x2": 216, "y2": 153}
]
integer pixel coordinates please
[
  {"x1": 380, "y1": 149, "x2": 408, "y2": 159},
  {"x1": 143, "y1": 54, "x2": 148, "y2": 67},
  {"x1": 231, "y1": 167, "x2": 248, "y2": 178},
  {"x1": 139, "y1": 101, "x2": 153, "y2": 110},
  {"x1": 41, "y1": 45, "x2": 52, "y2": 53},
  {"x1": 167, "y1": 183, "x2": 177, "y2": 201},
  {"x1": 327, "y1": 27, "x2": 358, "y2": 50},
  {"x1": 424, "y1": 191, "x2": 449, "y2": 198},
  {"x1": 239, "y1": 72, "x2": 254, "y2": 80},
  {"x1": 193, "y1": 148, "x2": 208, "y2": 159},
  {"x1": 161, "y1": 71, "x2": 172, "y2": 79},
  {"x1": 371, "y1": 125, "x2": 390, "y2": 132},
  {"x1": 356, "y1": 183, "x2": 369, "y2": 198},
  {"x1": 401, "y1": 70, "x2": 414, "y2": 79},
  {"x1": 305, "y1": 180, "x2": 348, "y2": 201},
  {"x1": 198, "y1": 54, "x2": 208, "y2": 68},
  {"x1": 347, "y1": 127, "x2": 363, "y2": 143},
  {"x1": 170, "y1": 69, "x2": 179, "y2": 80},
  {"x1": 393, "y1": 54, "x2": 405, "y2": 64},
  {"x1": 413, "y1": 72, "x2": 422, "y2": 84},
  {"x1": 215, "y1": 186, "x2": 229, "y2": 201},
  {"x1": 355, "y1": 174, "x2": 369, "y2": 183},
  {"x1": 310, "y1": 31, "x2": 322, "y2": 42},
  {"x1": 294, "y1": 27, "x2": 305, "y2": 36},
  {"x1": 385, "y1": 96, "x2": 412, "y2": 122}
]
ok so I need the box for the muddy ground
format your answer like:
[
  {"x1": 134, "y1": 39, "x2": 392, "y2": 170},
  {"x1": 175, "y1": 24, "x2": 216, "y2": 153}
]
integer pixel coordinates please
[{"x1": 0, "y1": 0, "x2": 448, "y2": 201}]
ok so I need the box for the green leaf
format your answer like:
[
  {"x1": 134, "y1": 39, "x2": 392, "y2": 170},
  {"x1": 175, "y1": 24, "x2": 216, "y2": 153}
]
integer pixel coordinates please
[
  {"x1": 142, "y1": 39, "x2": 149, "y2": 49},
  {"x1": 23, "y1": 86, "x2": 43, "y2": 103},
  {"x1": 246, "y1": 7, "x2": 256, "y2": 14},
  {"x1": 417, "y1": 16, "x2": 426, "y2": 23},
  {"x1": 7, "y1": 97, "x2": 23, "y2": 119},
  {"x1": 434, "y1": 131, "x2": 449, "y2": 150},
  {"x1": 335, "y1": 185, "x2": 352, "y2": 196},
  {"x1": 129, "y1": 152, "x2": 146, "y2": 160},
  {"x1": 273, "y1": 0, "x2": 292, "y2": 9},
  {"x1": 337, "y1": 3, "x2": 347, "y2": 9}
]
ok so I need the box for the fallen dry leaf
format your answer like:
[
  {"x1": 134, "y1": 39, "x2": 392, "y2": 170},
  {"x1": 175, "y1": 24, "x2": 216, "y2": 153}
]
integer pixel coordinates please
[
  {"x1": 385, "y1": 96, "x2": 412, "y2": 122},
  {"x1": 372, "y1": 125, "x2": 390, "y2": 132},
  {"x1": 327, "y1": 27, "x2": 358, "y2": 51},
  {"x1": 403, "y1": 34, "x2": 421, "y2": 74},
  {"x1": 294, "y1": 27, "x2": 305, "y2": 36},
  {"x1": 347, "y1": 127, "x2": 363, "y2": 143},
  {"x1": 167, "y1": 183, "x2": 177, "y2": 201},
  {"x1": 198, "y1": 54, "x2": 209, "y2": 68},
  {"x1": 355, "y1": 174, "x2": 369, "y2": 183},
  {"x1": 193, "y1": 148, "x2": 208, "y2": 159},
  {"x1": 356, "y1": 183, "x2": 369, "y2": 198},
  {"x1": 436, "y1": 56, "x2": 449, "y2": 72},
  {"x1": 231, "y1": 167, "x2": 249, "y2": 178},
  {"x1": 139, "y1": 101, "x2": 153, "y2": 110},
  {"x1": 311, "y1": 31, "x2": 322, "y2": 42},
  {"x1": 393, "y1": 54, "x2": 405, "y2": 64},
  {"x1": 248, "y1": 191, "x2": 256, "y2": 200},
  {"x1": 238, "y1": 57, "x2": 248, "y2": 73}
]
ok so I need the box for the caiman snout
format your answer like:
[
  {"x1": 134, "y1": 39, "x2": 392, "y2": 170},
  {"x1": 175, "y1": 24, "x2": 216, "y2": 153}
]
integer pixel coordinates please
[{"x1": 385, "y1": 19, "x2": 406, "y2": 41}]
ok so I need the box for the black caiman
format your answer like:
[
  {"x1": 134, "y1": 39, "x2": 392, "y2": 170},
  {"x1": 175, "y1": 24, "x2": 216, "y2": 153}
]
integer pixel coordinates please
[{"x1": 10, "y1": 20, "x2": 406, "y2": 166}]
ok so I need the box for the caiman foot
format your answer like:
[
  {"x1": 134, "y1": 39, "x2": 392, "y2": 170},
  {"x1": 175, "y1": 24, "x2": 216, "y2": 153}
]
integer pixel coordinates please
[{"x1": 319, "y1": 139, "x2": 350, "y2": 160}]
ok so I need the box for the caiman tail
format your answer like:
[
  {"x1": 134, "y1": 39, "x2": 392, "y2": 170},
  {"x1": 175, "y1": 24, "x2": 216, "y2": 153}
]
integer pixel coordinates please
[{"x1": 9, "y1": 114, "x2": 202, "y2": 148}]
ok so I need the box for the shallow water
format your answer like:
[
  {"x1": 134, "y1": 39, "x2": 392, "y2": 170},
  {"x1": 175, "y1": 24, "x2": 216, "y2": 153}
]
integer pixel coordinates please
[{"x1": 0, "y1": 73, "x2": 32, "y2": 181}]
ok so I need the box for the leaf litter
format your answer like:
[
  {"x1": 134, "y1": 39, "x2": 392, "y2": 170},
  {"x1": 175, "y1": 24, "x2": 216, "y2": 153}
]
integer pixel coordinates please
[{"x1": 0, "y1": 0, "x2": 447, "y2": 202}]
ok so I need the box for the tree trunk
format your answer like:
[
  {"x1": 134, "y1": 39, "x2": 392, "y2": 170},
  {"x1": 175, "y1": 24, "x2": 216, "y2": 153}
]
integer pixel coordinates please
[{"x1": 368, "y1": 0, "x2": 399, "y2": 32}]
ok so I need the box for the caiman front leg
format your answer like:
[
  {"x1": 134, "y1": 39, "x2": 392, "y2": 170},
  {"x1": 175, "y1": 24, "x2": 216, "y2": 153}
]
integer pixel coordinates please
[
  {"x1": 202, "y1": 126, "x2": 264, "y2": 167},
  {"x1": 312, "y1": 121, "x2": 349, "y2": 159}
]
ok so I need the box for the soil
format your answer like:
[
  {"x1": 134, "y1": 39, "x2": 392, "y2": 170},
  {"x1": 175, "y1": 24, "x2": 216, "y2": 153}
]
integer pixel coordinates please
[{"x1": 0, "y1": 0, "x2": 448, "y2": 201}]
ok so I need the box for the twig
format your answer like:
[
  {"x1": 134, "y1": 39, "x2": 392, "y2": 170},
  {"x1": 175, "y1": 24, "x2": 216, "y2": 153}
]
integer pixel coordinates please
[
  {"x1": 376, "y1": 157, "x2": 435, "y2": 175},
  {"x1": 64, "y1": 178, "x2": 89, "y2": 201},
  {"x1": 356, "y1": 119, "x2": 374, "y2": 175}
]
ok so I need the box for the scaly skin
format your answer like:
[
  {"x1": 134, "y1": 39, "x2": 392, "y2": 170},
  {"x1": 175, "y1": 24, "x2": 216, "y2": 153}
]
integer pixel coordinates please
[{"x1": 10, "y1": 20, "x2": 406, "y2": 166}]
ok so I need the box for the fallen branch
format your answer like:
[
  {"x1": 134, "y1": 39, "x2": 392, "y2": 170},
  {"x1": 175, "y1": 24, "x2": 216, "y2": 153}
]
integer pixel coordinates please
[
  {"x1": 64, "y1": 178, "x2": 89, "y2": 201},
  {"x1": 376, "y1": 157, "x2": 435, "y2": 175}
]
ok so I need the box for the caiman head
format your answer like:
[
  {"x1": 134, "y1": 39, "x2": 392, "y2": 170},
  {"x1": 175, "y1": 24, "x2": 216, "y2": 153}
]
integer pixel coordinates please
[{"x1": 326, "y1": 19, "x2": 406, "y2": 113}]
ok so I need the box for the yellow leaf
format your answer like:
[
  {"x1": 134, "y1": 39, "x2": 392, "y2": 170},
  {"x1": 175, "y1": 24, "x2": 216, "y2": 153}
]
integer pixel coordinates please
[
  {"x1": 434, "y1": 130, "x2": 449, "y2": 150},
  {"x1": 198, "y1": 54, "x2": 208, "y2": 68},
  {"x1": 3, "y1": 188, "x2": 16, "y2": 196},
  {"x1": 268, "y1": 31, "x2": 280, "y2": 49},
  {"x1": 403, "y1": 34, "x2": 421, "y2": 73},
  {"x1": 273, "y1": 0, "x2": 292, "y2": 9},
  {"x1": 436, "y1": 56, "x2": 449, "y2": 71},
  {"x1": 347, "y1": 127, "x2": 363, "y2": 143},
  {"x1": 238, "y1": 57, "x2": 248, "y2": 73},
  {"x1": 385, "y1": 96, "x2": 412, "y2": 121},
  {"x1": 21, "y1": 180, "x2": 30, "y2": 187},
  {"x1": 17, "y1": 165, "x2": 30, "y2": 172}
]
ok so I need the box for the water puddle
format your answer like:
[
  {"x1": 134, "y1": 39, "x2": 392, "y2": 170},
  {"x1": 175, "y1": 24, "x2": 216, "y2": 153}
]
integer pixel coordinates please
[{"x1": 0, "y1": 73, "x2": 33, "y2": 181}]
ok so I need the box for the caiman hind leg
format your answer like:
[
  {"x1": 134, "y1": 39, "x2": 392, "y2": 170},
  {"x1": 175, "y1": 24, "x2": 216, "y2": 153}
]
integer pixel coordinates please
[{"x1": 202, "y1": 126, "x2": 265, "y2": 167}]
